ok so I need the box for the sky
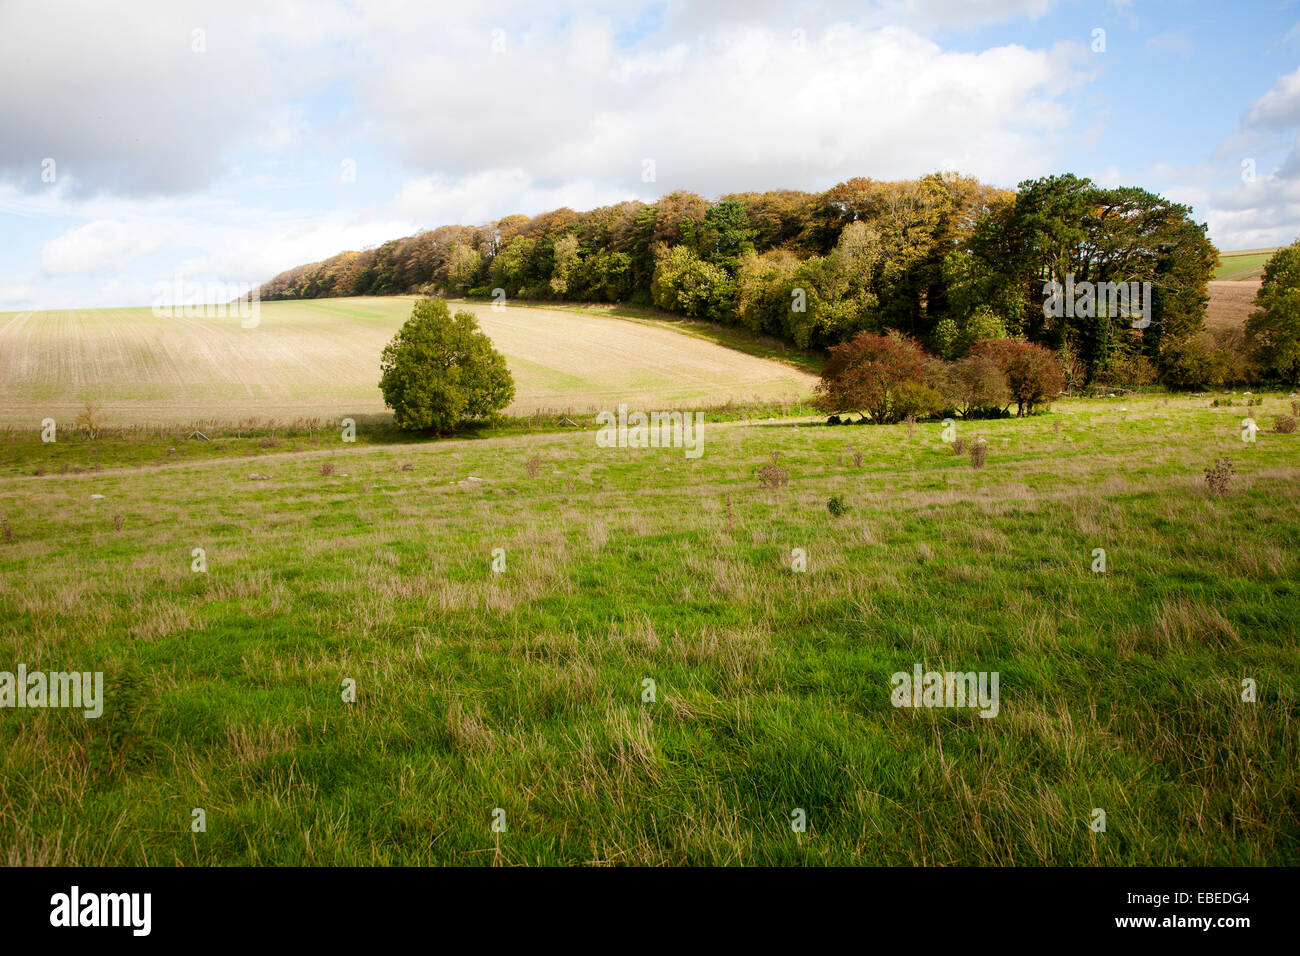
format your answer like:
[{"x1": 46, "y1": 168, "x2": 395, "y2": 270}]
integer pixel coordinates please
[{"x1": 2, "y1": 0, "x2": 1299, "y2": 311}]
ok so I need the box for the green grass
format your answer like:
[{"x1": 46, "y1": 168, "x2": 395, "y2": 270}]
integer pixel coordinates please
[
  {"x1": 1, "y1": 392, "x2": 1298, "y2": 865},
  {"x1": 1214, "y1": 248, "x2": 1278, "y2": 281}
]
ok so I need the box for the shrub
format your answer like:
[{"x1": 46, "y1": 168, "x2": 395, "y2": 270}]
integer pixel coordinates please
[
  {"x1": 1094, "y1": 351, "x2": 1158, "y2": 390},
  {"x1": 1204, "y1": 457, "x2": 1234, "y2": 496},
  {"x1": 949, "y1": 354, "x2": 1011, "y2": 418},
  {"x1": 892, "y1": 381, "x2": 946, "y2": 421},
  {"x1": 960, "y1": 307, "x2": 1009, "y2": 355},
  {"x1": 814, "y1": 332, "x2": 927, "y2": 424},
  {"x1": 951, "y1": 437, "x2": 968, "y2": 456},
  {"x1": 1274, "y1": 415, "x2": 1297, "y2": 434},
  {"x1": 379, "y1": 298, "x2": 516, "y2": 432},
  {"x1": 969, "y1": 439, "x2": 987, "y2": 469},
  {"x1": 76, "y1": 401, "x2": 106, "y2": 439},
  {"x1": 651, "y1": 245, "x2": 736, "y2": 321},
  {"x1": 932, "y1": 318, "x2": 960, "y2": 359},
  {"x1": 1161, "y1": 332, "x2": 1226, "y2": 390},
  {"x1": 971, "y1": 339, "x2": 1064, "y2": 416},
  {"x1": 827, "y1": 495, "x2": 849, "y2": 517},
  {"x1": 757, "y1": 451, "x2": 789, "y2": 488},
  {"x1": 1211, "y1": 327, "x2": 1261, "y2": 385}
]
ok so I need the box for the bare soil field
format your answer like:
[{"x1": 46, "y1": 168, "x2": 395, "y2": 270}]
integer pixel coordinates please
[
  {"x1": 0, "y1": 297, "x2": 816, "y2": 427},
  {"x1": 1206, "y1": 280, "x2": 1261, "y2": 330}
]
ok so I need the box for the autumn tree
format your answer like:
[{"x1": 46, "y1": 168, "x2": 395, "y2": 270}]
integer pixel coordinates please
[
  {"x1": 814, "y1": 332, "x2": 927, "y2": 423},
  {"x1": 972, "y1": 339, "x2": 1064, "y2": 416}
]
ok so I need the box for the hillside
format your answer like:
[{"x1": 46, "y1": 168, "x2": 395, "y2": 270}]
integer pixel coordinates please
[
  {"x1": 0, "y1": 298, "x2": 816, "y2": 427},
  {"x1": 1213, "y1": 247, "x2": 1279, "y2": 282}
]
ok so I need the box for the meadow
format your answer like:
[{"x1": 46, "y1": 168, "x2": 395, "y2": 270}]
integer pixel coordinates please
[
  {"x1": 1, "y1": 389, "x2": 1297, "y2": 865},
  {"x1": 1213, "y1": 247, "x2": 1279, "y2": 282}
]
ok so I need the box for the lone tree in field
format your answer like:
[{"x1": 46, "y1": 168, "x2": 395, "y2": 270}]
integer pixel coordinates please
[{"x1": 379, "y1": 298, "x2": 515, "y2": 432}]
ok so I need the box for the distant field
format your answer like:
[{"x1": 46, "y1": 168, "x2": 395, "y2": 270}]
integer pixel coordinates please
[
  {"x1": 1206, "y1": 280, "x2": 1261, "y2": 329},
  {"x1": 0, "y1": 297, "x2": 816, "y2": 427},
  {"x1": 1214, "y1": 247, "x2": 1278, "y2": 282}
]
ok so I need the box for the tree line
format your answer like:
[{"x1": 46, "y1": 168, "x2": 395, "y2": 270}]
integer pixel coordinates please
[{"x1": 259, "y1": 171, "x2": 1298, "y2": 389}]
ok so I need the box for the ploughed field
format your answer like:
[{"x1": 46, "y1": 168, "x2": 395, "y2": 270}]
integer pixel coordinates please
[{"x1": 0, "y1": 297, "x2": 815, "y2": 427}]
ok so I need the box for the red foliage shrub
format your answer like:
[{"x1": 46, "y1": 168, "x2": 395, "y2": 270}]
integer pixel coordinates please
[
  {"x1": 971, "y1": 339, "x2": 1065, "y2": 416},
  {"x1": 815, "y1": 332, "x2": 927, "y2": 424}
]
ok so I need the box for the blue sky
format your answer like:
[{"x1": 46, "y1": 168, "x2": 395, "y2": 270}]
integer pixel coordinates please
[{"x1": 1, "y1": 0, "x2": 1298, "y2": 310}]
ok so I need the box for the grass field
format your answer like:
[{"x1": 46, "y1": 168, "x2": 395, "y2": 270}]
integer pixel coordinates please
[
  {"x1": 1214, "y1": 248, "x2": 1279, "y2": 282},
  {"x1": 0, "y1": 297, "x2": 815, "y2": 427},
  {"x1": 1, "y1": 390, "x2": 1297, "y2": 865}
]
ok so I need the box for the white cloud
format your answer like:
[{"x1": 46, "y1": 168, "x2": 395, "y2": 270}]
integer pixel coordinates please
[
  {"x1": 170, "y1": 216, "x2": 423, "y2": 280},
  {"x1": 41, "y1": 220, "x2": 170, "y2": 275},
  {"x1": 391, "y1": 170, "x2": 639, "y2": 225},
  {"x1": 12, "y1": 0, "x2": 1276, "y2": 308},
  {"x1": 367, "y1": 21, "x2": 1084, "y2": 198},
  {"x1": 1246, "y1": 66, "x2": 1300, "y2": 129}
]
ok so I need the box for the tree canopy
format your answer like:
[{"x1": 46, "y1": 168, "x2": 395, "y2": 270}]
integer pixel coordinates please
[
  {"x1": 378, "y1": 298, "x2": 515, "y2": 432},
  {"x1": 260, "y1": 171, "x2": 1234, "y2": 390}
]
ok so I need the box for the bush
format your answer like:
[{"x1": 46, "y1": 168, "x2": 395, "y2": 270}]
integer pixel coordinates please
[
  {"x1": 1161, "y1": 332, "x2": 1226, "y2": 390},
  {"x1": 971, "y1": 339, "x2": 1065, "y2": 416},
  {"x1": 757, "y1": 451, "x2": 789, "y2": 488},
  {"x1": 1094, "y1": 350, "x2": 1158, "y2": 390},
  {"x1": 814, "y1": 332, "x2": 927, "y2": 424},
  {"x1": 1274, "y1": 415, "x2": 1297, "y2": 434},
  {"x1": 891, "y1": 381, "x2": 946, "y2": 421},
  {"x1": 1204, "y1": 457, "x2": 1234, "y2": 496},
  {"x1": 378, "y1": 298, "x2": 516, "y2": 432},
  {"x1": 827, "y1": 495, "x2": 849, "y2": 517},
  {"x1": 949, "y1": 354, "x2": 1010, "y2": 418},
  {"x1": 1211, "y1": 327, "x2": 1261, "y2": 385}
]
